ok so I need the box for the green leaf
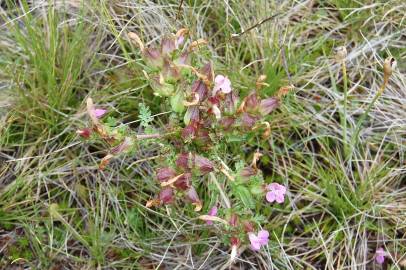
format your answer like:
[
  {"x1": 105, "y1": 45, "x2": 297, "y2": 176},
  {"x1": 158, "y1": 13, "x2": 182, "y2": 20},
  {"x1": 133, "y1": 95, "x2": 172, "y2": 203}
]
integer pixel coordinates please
[
  {"x1": 138, "y1": 103, "x2": 154, "y2": 128},
  {"x1": 235, "y1": 185, "x2": 255, "y2": 209}
]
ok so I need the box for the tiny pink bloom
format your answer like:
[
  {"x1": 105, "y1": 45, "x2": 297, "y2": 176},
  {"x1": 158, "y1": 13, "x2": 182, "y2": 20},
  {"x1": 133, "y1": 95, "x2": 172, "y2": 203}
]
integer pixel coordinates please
[
  {"x1": 248, "y1": 230, "x2": 269, "y2": 251},
  {"x1": 213, "y1": 75, "x2": 232, "y2": 95},
  {"x1": 92, "y1": 108, "x2": 107, "y2": 118},
  {"x1": 206, "y1": 206, "x2": 218, "y2": 225},
  {"x1": 375, "y1": 247, "x2": 386, "y2": 264},
  {"x1": 266, "y1": 183, "x2": 286, "y2": 204}
]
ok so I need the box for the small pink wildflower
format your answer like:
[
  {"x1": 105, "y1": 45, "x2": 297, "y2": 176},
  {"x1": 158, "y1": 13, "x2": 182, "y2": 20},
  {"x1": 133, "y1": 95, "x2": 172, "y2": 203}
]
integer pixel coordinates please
[
  {"x1": 248, "y1": 230, "x2": 269, "y2": 251},
  {"x1": 375, "y1": 247, "x2": 386, "y2": 264},
  {"x1": 206, "y1": 206, "x2": 218, "y2": 225},
  {"x1": 213, "y1": 75, "x2": 232, "y2": 95},
  {"x1": 266, "y1": 183, "x2": 286, "y2": 204},
  {"x1": 92, "y1": 108, "x2": 107, "y2": 118}
]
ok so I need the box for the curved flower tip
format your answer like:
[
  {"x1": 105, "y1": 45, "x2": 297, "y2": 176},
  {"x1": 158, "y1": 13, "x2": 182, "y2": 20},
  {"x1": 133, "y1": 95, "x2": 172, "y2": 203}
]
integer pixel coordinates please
[
  {"x1": 248, "y1": 230, "x2": 269, "y2": 251},
  {"x1": 266, "y1": 183, "x2": 286, "y2": 204},
  {"x1": 213, "y1": 75, "x2": 232, "y2": 95},
  {"x1": 375, "y1": 247, "x2": 386, "y2": 264},
  {"x1": 206, "y1": 206, "x2": 218, "y2": 225},
  {"x1": 76, "y1": 128, "x2": 91, "y2": 139}
]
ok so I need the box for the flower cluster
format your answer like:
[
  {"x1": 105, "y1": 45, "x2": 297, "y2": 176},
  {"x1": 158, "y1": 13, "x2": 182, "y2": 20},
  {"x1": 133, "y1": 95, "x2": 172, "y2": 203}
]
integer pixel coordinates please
[{"x1": 77, "y1": 29, "x2": 291, "y2": 259}]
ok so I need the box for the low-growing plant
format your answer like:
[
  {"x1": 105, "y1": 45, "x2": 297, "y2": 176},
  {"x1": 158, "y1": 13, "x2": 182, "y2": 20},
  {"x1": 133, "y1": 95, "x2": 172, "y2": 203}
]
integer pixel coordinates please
[{"x1": 78, "y1": 29, "x2": 295, "y2": 261}]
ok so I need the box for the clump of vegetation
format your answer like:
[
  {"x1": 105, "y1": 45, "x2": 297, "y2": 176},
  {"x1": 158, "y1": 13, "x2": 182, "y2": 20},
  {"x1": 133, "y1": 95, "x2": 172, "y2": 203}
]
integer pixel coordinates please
[{"x1": 78, "y1": 30, "x2": 292, "y2": 261}]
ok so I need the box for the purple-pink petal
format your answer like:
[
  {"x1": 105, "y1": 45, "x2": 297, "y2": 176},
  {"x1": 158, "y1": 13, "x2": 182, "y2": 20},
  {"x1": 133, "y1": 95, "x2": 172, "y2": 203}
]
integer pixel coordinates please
[
  {"x1": 93, "y1": 108, "x2": 107, "y2": 118},
  {"x1": 248, "y1": 233, "x2": 261, "y2": 251},
  {"x1": 206, "y1": 206, "x2": 218, "y2": 225},
  {"x1": 375, "y1": 248, "x2": 386, "y2": 264},
  {"x1": 266, "y1": 191, "x2": 276, "y2": 203},
  {"x1": 213, "y1": 75, "x2": 232, "y2": 95},
  {"x1": 266, "y1": 183, "x2": 286, "y2": 204},
  {"x1": 257, "y1": 230, "x2": 269, "y2": 245},
  {"x1": 275, "y1": 193, "x2": 285, "y2": 203}
]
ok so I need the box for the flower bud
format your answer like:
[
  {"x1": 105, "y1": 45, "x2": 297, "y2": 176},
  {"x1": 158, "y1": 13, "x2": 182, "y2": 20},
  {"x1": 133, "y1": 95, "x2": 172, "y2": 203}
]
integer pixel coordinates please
[
  {"x1": 243, "y1": 221, "x2": 254, "y2": 233},
  {"x1": 259, "y1": 97, "x2": 279, "y2": 116},
  {"x1": 143, "y1": 47, "x2": 163, "y2": 68},
  {"x1": 198, "y1": 127, "x2": 211, "y2": 142},
  {"x1": 176, "y1": 51, "x2": 190, "y2": 66},
  {"x1": 176, "y1": 152, "x2": 192, "y2": 171},
  {"x1": 159, "y1": 187, "x2": 174, "y2": 204},
  {"x1": 200, "y1": 63, "x2": 213, "y2": 82},
  {"x1": 241, "y1": 112, "x2": 259, "y2": 128},
  {"x1": 244, "y1": 91, "x2": 259, "y2": 111},
  {"x1": 219, "y1": 117, "x2": 235, "y2": 130},
  {"x1": 161, "y1": 36, "x2": 176, "y2": 55},
  {"x1": 224, "y1": 92, "x2": 239, "y2": 114},
  {"x1": 230, "y1": 236, "x2": 240, "y2": 247},
  {"x1": 181, "y1": 121, "x2": 198, "y2": 140},
  {"x1": 175, "y1": 28, "x2": 188, "y2": 48},
  {"x1": 194, "y1": 155, "x2": 214, "y2": 175},
  {"x1": 229, "y1": 213, "x2": 239, "y2": 227},
  {"x1": 76, "y1": 128, "x2": 91, "y2": 139},
  {"x1": 183, "y1": 106, "x2": 200, "y2": 125},
  {"x1": 186, "y1": 186, "x2": 202, "y2": 211},
  {"x1": 186, "y1": 186, "x2": 199, "y2": 202},
  {"x1": 191, "y1": 80, "x2": 208, "y2": 102},
  {"x1": 156, "y1": 167, "x2": 177, "y2": 182},
  {"x1": 173, "y1": 172, "x2": 192, "y2": 190}
]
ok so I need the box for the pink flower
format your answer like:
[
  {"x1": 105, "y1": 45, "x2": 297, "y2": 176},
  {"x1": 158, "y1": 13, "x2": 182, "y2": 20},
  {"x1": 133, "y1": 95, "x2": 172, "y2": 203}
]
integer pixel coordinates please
[
  {"x1": 266, "y1": 183, "x2": 286, "y2": 204},
  {"x1": 248, "y1": 230, "x2": 269, "y2": 251},
  {"x1": 375, "y1": 247, "x2": 386, "y2": 264},
  {"x1": 213, "y1": 75, "x2": 232, "y2": 95},
  {"x1": 206, "y1": 206, "x2": 218, "y2": 225},
  {"x1": 92, "y1": 108, "x2": 107, "y2": 118}
]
